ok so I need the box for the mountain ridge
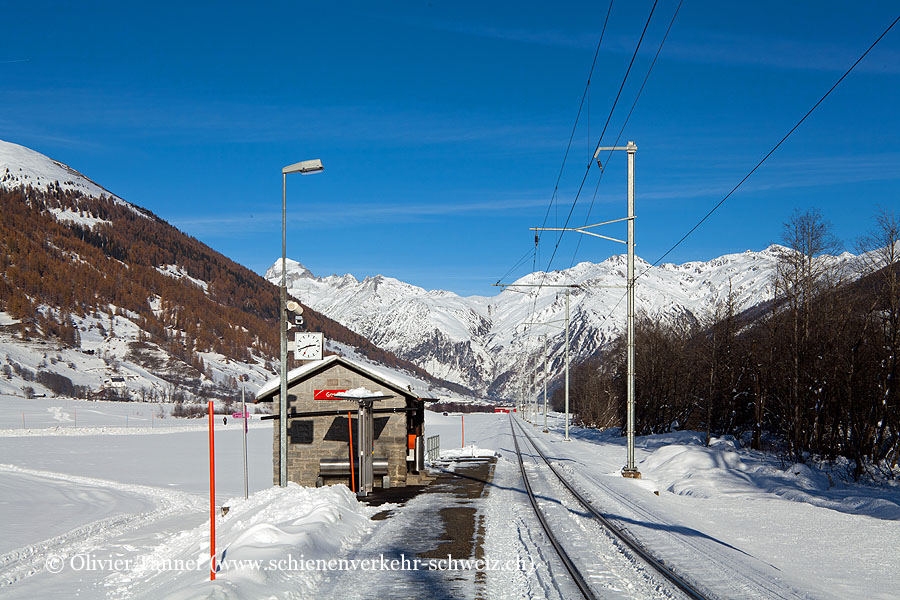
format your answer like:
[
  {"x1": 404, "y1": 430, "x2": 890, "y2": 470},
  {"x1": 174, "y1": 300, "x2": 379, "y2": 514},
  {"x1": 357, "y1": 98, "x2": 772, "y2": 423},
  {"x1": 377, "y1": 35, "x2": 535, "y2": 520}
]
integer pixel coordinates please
[{"x1": 269, "y1": 244, "x2": 861, "y2": 397}]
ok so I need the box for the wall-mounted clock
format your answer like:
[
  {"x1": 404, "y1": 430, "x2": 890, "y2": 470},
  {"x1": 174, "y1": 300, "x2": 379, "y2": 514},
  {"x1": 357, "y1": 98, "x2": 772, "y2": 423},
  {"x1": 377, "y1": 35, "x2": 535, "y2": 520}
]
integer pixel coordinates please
[{"x1": 293, "y1": 332, "x2": 323, "y2": 360}]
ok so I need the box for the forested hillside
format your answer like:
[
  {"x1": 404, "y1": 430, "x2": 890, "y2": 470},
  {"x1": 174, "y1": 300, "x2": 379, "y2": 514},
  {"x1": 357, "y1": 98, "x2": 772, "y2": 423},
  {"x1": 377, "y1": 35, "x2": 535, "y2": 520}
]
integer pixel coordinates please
[{"x1": 0, "y1": 185, "x2": 436, "y2": 393}]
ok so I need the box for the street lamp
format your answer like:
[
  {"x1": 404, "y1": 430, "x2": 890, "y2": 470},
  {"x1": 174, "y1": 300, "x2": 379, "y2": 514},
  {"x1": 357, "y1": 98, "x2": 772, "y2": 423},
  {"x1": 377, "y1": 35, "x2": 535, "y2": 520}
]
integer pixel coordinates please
[
  {"x1": 531, "y1": 140, "x2": 640, "y2": 479},
  {"x1": 279, "y1": 158, "x2": 324, "y2": 487}
]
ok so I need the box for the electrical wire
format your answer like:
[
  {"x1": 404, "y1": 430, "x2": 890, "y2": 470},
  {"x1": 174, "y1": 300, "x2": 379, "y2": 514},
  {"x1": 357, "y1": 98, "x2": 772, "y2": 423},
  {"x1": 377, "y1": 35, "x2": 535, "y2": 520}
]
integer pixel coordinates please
[
  {"x1": 536, "y1": 0, "x2": 660, "y2": 283},
  {"x1": 495, "y1": 246, "x2": 536, "y2": 286},
  {"x1": 496, "y1": 0, "x2": 615, "y2": 289},
  {"x1": 527, "y1": 0, "x2": 660, "y2": 325},
  {"x1": 570, "y1": 0, "x2": 683, "y2": 268},
  {"x1": 639, "y1": 11, "x2": 900, "y2": 279},
  {"x1": 535, "y1": 0, "x2": 616, "y2": 247}
]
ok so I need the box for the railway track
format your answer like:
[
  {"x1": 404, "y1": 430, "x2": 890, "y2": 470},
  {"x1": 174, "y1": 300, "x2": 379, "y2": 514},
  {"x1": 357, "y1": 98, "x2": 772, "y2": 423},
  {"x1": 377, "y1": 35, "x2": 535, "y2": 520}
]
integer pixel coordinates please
[{"x1": 509, "y1": 415, "x2": 710, "y2": 600}]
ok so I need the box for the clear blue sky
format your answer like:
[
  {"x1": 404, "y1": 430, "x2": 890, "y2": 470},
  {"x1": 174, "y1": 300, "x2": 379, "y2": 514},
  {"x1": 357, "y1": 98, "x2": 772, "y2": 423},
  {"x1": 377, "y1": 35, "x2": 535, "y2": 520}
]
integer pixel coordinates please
[{"x1": 2, "y1": 1, "x2": 898, "y2": 295}]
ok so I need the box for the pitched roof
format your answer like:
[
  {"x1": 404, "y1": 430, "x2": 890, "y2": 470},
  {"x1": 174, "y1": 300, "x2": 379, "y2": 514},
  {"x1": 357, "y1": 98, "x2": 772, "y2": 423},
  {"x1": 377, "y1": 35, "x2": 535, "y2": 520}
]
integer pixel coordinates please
[{"x1": 254, "y1": 355, "x2": 421, "y2": 402}]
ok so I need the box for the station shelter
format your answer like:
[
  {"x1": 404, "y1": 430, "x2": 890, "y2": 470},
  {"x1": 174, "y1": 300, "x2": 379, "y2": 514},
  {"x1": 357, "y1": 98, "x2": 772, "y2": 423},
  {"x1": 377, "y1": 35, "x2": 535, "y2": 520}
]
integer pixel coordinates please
[{"x1": 255, "y1": 355, "x2": 427, "y2": 491}]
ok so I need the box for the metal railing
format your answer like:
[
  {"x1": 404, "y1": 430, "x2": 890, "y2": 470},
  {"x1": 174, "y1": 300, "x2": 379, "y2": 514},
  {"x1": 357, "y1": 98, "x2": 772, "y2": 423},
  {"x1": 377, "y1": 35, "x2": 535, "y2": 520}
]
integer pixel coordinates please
[{"x1": 426, "y1": 435, "x2": 440, "y2": 463}]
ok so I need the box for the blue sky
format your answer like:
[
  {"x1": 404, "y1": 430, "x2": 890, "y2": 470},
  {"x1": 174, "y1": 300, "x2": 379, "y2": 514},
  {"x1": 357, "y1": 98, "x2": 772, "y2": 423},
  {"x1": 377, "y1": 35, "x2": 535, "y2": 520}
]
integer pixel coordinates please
[{"x1": 2, "y1": 1, "x2": 898, "y2": 295}]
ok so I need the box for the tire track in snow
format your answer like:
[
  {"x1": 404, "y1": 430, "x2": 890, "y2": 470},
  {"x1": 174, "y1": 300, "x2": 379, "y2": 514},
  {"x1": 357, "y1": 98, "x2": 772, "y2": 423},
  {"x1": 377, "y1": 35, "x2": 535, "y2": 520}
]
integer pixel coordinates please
[{"x1": 0, "y1": 464, "x2": 204, "y2": 588}]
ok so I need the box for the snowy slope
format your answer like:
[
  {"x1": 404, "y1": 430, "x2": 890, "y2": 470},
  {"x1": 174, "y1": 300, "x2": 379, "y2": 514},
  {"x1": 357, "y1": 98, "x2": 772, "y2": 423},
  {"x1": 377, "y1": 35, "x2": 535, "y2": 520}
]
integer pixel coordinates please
[
  {"x1": 0, "y1": 309, "x2": 276, "y2": 403},
  {"x1": 268, "y1": 248, "x2": 860, "y2": 397},
  {"x1": 0, "y1": 139, "x2": 117, "y2": 200},
  {"x1": 1, "y1": 139, "x2": 464, "y2": 406}
]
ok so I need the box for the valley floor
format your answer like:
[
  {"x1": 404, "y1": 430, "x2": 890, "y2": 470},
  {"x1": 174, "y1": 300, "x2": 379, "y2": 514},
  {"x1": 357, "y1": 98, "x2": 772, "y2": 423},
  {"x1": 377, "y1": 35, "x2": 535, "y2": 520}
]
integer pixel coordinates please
[{"x1": 1, "y1": 396, "x2": 898, "y2": 599}]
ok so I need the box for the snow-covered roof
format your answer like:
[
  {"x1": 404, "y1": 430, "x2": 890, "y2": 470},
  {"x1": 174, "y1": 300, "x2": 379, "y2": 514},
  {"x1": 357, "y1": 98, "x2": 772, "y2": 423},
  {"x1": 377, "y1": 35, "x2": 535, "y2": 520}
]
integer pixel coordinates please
[{"x1": 255, "y1": 355, "x2": 422, "y2": 402}]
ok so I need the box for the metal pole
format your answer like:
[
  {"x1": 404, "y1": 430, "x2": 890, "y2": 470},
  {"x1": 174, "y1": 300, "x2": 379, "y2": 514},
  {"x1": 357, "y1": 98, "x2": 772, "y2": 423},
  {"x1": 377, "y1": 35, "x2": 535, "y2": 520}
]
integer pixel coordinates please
[
  {"x1": 279, "y1": 172, "x2": 288, "y2": 487},
  {"x1": 623, "y1": 140, "x2": 640, "y2": 478},
  {"x1": 532, "y1": 367, "x2": 537, "y2": 425},
  {"x1": 241, "y1": 387, "x2": 248, "y2": 500},
  {"x1": 542, "y1": 334, "x2": 548, "y2": 432},
  {"x1": 565, "y1": 289, "x2": 570, "y2": 441},
  {"x1": 208, "y1": 400, "x2": 216, "y2": 580},
  {"x1": 523, "y1": 381, "x2": 527, "y2": 422}
]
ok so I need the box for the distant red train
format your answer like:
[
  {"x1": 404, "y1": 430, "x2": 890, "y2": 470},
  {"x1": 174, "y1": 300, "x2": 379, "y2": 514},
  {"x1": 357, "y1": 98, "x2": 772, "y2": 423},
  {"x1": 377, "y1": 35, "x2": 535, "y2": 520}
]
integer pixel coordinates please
[{"x1": 494, "y1": 407, "x2": 516, "y2": 413}]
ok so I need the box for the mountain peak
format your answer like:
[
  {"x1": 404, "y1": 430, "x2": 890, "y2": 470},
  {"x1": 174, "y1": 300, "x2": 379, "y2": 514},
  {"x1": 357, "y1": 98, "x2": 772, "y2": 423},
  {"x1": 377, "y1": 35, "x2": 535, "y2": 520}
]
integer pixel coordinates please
[
  {"x1": 266, "y1": 258, "x2": 315, "y2": 283},
  {"x1": 0, "y1": 139, "x2": 117, "y2": 200}
]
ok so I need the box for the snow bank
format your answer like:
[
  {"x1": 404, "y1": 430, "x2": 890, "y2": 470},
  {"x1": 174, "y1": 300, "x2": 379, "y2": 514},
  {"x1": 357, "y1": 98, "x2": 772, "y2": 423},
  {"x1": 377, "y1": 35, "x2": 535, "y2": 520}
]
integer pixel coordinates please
[
  {"x1": 640, "y1": 439, "x2": 900, "y2": 521},
  {"x1": 440, "y1": 445, "x2": 498, "y2": 459},
  {"x1": 108, "y1": 483, "x2": 376, "y2": 599}
]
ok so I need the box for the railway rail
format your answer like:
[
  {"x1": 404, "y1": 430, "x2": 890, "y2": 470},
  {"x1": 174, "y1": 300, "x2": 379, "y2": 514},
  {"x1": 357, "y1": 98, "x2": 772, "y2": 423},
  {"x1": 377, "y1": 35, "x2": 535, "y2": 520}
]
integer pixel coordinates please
[{"x1": 510, "y1": 415, "x2": 710, "y2": 600}]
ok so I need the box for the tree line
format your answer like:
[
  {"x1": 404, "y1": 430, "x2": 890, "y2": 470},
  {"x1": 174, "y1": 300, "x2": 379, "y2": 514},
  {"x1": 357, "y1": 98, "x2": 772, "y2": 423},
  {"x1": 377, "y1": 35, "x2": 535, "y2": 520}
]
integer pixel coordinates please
[{"x1": 553, "y1": 208, "x2": 899, "y2": 479}]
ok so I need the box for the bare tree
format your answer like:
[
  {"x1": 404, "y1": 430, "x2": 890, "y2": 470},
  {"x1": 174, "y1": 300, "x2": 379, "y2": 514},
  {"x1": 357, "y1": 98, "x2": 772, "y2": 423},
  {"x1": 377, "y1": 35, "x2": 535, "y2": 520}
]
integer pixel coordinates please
[
  {"x1": 857, "y1": 208, "x2": 900, "y2": 468},
  {"x1": 775, "y1": 208, "x2": 843, "y2": 459}
]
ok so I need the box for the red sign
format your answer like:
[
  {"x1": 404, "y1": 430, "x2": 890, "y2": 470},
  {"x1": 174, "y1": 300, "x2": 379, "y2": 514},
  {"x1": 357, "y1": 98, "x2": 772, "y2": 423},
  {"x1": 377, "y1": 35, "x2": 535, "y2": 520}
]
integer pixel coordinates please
[{"x1": 314, "y1": 389, "x2": 349, "y2": 400}]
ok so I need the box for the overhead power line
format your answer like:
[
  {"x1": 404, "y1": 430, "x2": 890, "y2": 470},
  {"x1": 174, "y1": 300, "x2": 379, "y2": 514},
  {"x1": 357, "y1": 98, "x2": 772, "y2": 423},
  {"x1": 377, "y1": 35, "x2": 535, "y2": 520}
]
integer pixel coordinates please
[
  {"x1": 641, "y1": 11, "x2": 900, "y2": 277},
  {"x1": 537, "y1": 0, "x2": 660, "y2": 282},
  {"x1": 571, "y1": 0, "x2": 683, "y2": 268},
  {"x1": 496, "y1": 246, "x2": 536, "y2": 286},
  {"x1": 498, "y1": 0, "x2": 614, "y2": 289},
  {"x1": 526, "y1": 0, "x2": 660, "y2": 327},
  {"x1": 536, "y1": 0, "x2": 615, "y2": 245}
]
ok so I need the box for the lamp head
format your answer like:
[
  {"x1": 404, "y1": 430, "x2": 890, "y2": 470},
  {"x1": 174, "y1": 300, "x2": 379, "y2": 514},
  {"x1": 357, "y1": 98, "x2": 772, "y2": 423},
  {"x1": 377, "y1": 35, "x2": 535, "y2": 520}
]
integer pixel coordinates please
[{"x1": 282, "y1": 159, "x2": 324, "y2": 175}]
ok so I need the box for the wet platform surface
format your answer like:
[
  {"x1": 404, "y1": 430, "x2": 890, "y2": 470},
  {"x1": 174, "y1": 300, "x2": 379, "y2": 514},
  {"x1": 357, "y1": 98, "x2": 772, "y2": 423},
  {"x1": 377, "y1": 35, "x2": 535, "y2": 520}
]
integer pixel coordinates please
[{"x1": 317, "y1": 457, "x2": 496, "y2": 599}]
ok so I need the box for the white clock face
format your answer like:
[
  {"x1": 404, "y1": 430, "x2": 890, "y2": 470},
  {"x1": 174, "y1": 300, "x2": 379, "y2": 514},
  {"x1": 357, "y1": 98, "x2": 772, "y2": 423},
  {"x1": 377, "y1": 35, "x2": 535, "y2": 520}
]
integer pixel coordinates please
[{"x1": 294, "y1": 332, "x2": 323, "y2": 360}]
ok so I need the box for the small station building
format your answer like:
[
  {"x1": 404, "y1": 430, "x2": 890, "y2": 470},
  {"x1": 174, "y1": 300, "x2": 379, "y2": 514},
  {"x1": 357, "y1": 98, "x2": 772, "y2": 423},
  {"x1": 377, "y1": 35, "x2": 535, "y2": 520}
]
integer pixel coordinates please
[{"x1": 255, "y1": 355, "x2": 428, "y2": 492}]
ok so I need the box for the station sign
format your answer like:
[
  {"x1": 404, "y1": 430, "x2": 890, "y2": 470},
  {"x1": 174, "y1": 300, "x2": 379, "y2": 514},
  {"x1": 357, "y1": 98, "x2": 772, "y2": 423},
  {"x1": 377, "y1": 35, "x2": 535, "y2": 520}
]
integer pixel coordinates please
[{"x1": 314, "y1": 389, "x2": 349, "y2": 400}]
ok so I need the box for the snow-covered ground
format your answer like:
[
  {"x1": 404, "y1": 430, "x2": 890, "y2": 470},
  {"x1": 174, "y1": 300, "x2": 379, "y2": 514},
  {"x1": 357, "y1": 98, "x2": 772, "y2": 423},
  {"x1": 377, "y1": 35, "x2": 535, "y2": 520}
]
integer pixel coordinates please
[
  {"x1": 460, "y1": 412, "x2": 900, "y2": 600},
  {"x1": 0, "y1": 139, "x2": 118, "y2": 201},
  {"x1": 0, "y1": 396, "x2": 267, "y2": 435},
  {"x1": 0, "y1": 306, "x2": 478, "y2": 410},
  {"x1": 1, "y1": 399, "x2": 897, "y2": 599}
]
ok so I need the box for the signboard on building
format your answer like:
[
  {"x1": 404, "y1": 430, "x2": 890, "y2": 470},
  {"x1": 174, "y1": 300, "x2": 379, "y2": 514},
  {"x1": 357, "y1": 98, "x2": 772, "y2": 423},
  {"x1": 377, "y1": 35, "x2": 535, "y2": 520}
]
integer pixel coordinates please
[{"x1": 314, "y1": 389, "x2": 349, "y2": 400}]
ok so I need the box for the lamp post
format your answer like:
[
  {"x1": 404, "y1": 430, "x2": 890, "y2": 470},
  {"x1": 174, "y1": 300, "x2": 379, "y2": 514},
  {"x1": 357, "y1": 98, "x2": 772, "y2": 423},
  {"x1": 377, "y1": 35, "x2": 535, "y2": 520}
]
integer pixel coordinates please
[
  {"x1": 279, "y1": 158, "x2": 324, "y2": 487},
  {"x1": 531, "y1": 140, "x2": 640, "y2": 478}
]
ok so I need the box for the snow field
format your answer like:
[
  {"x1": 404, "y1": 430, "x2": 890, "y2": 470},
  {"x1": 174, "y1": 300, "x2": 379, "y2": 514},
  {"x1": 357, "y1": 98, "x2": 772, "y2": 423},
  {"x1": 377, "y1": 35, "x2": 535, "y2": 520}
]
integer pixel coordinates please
[
  {"x1": 107, "y1": 484, "x2": 376, "y2": 600},
  {"x1": 525, "y1": 413, "x2": 900, "y2": 600},
  {"x1": 0, "y1": 403, "x2": 897, "y2": 599},
  {"x1": 0, "y1": 396, "x2": 269, "y2": 436}
]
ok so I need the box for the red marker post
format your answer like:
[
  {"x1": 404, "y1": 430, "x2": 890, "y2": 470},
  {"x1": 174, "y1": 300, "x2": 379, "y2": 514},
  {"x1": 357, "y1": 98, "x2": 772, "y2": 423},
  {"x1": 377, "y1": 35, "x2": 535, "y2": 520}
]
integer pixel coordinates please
[
  {"x1": 461, "y1": 414, "x2": 465, "y2": 449},
  {"x1": 208, "y1": 401, "x2": 216, "y2": 580}
]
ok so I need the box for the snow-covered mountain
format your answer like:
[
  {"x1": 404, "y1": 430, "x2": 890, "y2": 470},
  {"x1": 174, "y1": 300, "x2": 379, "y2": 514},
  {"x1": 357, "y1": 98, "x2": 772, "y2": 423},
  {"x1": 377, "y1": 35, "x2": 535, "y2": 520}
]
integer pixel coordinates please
[
  {"x1": 0, "y1": 139, "x2": 117, "y2": 200},
  {"x1": 1, "y1": 139, "x2": 475, "y2": 405},
  {"x1": 268, "y1": 248, "x2": 858, "y2": 397}
]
